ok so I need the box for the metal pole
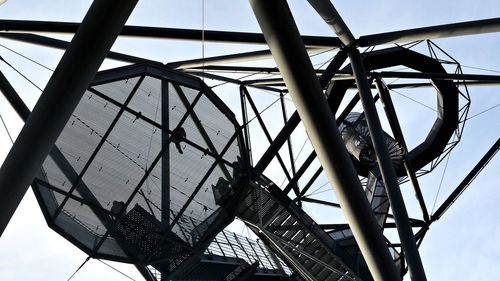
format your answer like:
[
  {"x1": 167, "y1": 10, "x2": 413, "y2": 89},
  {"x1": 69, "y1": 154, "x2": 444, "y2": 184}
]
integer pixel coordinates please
[
  {"x1": 134, "y1": 266, "x2": 157, "y2": 281},
  {"x1": 307, "y1": 0, "x2": 355, "y2": 47},
  {"x1": 432, "y1": 138, "x2": 499, "y2": 221},
  {"x1": 375, "y1": 79, "x2": 430, "y2": 222},
  {"x1": 0, "y1": 19, "x2": 343, "y2": 47},
  {"x1": 349, "y1": 49, "x2": 427, "y2": 281},
  {"x1": 306, "y1": 1, "x2": 426, "y2": 278},
  {"x1": 0, "y1": 33, "x2": 148, "y2": 64},
  {"x1": 240, "y1": 85, "x2": 253, "y2": 165},
  {"x1": 0, "y1": 0, "x2": 137, "y2": 236},
  {"x1": 248, "y1": 1, "x2": 400, "y2": 280},
  {"x1": 243, "y1": 85, "x2": 295, "y2": 187},
  {"x1": 358, "y1": 17, "x2": 500, "y2": 47},
  {"x1": 167, "y1": 49, "x2": 274, "y2": 69},
  {"x1": 372, "y1": 71, "x2": 500, "y2": 82},
  {"x1": 254, "y1": 49, "x2": 348, "y2": 174},
  {"x1": 161, "y1": 79, "x2": 170, "y2": 226},
  {"x1": 0, "y1": 70, "x2": 30, "y2": 120},
  {"x1": 280, "y1": 92, "x2": 296, "y2": 177}
]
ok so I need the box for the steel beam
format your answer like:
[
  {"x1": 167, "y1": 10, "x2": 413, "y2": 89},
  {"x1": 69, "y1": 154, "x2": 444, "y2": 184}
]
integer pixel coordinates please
[
  {"x1": 308, "y1": 0, "x2": 427, "y2": 278},
  {"x1": 167, "y1": 49, "x2": 274, "y2": 69},
  {"x1": 375, "y1": 79, "x2": 430, "y2": 222},
  {"x1": 295, "y1": 91, "x2": 368, "y2": 198},
  {"x1": 242, "y1": 85, "x2": 296, "y2": 193},
  {"x1": 0, "y1": 0, "x2": 137, "y2": 236},
  {"x1": 135, "y1": 265, "x2": 157, "y2": 281},
  {"x1": 161, "y1": 79, "x2": 170, "y2": 226},
  {"x1": 387, "y1": 80, "x2": 500, "y2": 89},
  {"x1": 254, "y1": 49, "x2": 347, "y2": 174},
  {"x1": 298, "y1": 167, "x2": 323, "y2": 197},
  {"x1": 282, "y1": 151, "x2": 315, "y2": 195},
  {"x1": 249, "y1": 1, "x2": 400, "y2": 280},
  {"x1": 173, "y1": 83, "x2": 231, "y2": 179},
  {"x1": 300, "y1": 197, "x2": 414, "y2": 223},
  {"x1": 307, "y1": 0, "x2": 355, "y2": 47},
  {"x1": 187, "y1": 65, "x2": 281, "y2": 74},
  {"x1": 0, "y1": 32, "x2": 148, "y2": 64},
  {"x1": 240, "y1": 86, "x2": 253, "y2": 165},
  {"x1": 432, "y1": 138, "x2": 499, "y2": 221},
  {"x1": 372, "y1": 71, "x2": 500, "y2": 82},
  {"x1": 187, "y1": 71, "x2": 282, "y2": 93},
  {"x1": 0, "y1": 19, "x2": 342, "y2": 47},
  {"x1": 359, "y1": 17, "x2": 500, "y2": 47},
  {"x1": 321, "y1": 221, "x2": 427, "y2": 230},
  {"x1": 0, "y1": 70, "x2": 30, "y2": 120},
  {"x1": 168, "y1": 47, "x2": 329, "y2": 70},
  {"x1": 349, "y1": 49, "x2": 427, "y2": 281}
]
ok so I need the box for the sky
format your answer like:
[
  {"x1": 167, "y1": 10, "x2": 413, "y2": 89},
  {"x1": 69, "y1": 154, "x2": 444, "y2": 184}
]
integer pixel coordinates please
[{"x1": 0, "y1": 0, "x2": 499, "y2": 280}]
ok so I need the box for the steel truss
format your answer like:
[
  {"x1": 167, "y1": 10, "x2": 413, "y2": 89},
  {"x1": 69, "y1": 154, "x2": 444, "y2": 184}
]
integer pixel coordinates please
[{"x1": 0, "y1": 2, "x2": 499, "y2": 281}]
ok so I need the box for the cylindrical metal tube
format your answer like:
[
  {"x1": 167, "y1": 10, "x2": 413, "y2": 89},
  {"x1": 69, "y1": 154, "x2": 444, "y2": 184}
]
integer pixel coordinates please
[
  {"x1": 307, "y1": 0, "x2": 356, "y2": 47},
  {"x1": 249, "y1": 1, "x2": 400, "y2": 280},
  {"x1": 350, "y1": 49, "x2": 427, "y2": 281},
  {"x1": 359, "y1": 17, "x2": 500, "y2": 47},
  {"x1": 0, "y1": 0, "x2": 138, "y2": 236},
  {"x1": 375, "y1": 79, "x2": 430, "y2": 222}
]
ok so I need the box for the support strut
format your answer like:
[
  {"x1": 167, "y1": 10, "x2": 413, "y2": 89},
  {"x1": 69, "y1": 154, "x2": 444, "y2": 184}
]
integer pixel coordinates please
[
  {"x1": 0, "y1": 0, "x2": 138, "y2": 236},
  {"x1": 249, "y1": 1, "x2": 400, "y2": 280}
]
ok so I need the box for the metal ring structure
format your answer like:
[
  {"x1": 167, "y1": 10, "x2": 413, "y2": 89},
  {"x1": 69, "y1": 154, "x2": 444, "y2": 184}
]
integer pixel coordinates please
[{"x1": 328, "y1": 46, "x2": 459, "y2": 177}]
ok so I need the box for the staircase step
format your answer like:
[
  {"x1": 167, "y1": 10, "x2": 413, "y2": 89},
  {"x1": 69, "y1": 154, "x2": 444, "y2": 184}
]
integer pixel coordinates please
[{"x1": 237, "y1": 180, "x2": 369, "y2": 281}]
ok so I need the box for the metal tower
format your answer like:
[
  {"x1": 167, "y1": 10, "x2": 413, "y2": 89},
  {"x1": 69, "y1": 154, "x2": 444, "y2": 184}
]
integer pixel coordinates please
[{"x1": 0, "y1": 1, "x2": 498, "y2": 280}]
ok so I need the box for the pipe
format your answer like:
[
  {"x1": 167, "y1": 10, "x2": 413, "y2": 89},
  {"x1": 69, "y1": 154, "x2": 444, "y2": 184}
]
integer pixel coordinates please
[
  {"x1": 375, "y1": 79, "x2": 430, "y2": 222},
  {"x1": 0, "y1": 0, "x2": 137, "y2": 236},
  {"x1": 349, "y1": 49, "x2": 427, "y2": 281},
  {"x1": 0, "y1": 19, "x2": 343, "y2": 47},
  {"x1": 0, "y1": 32, "x2": 148, "y2": 64},
  {"x1": 372, "y1": 71, "x2": 500, "y2": 82},
  {"x1": 248, "y1": 1, "x2": 400, "y2": 280},
  {"x1": 167, "y1": 49, "x2": 274, "y2": 69},
  {"x1": 307, "y1": 0, "x2": 355, "y2": 47},
  {"x1": 432, "y1": 138, "x2": 499, "y2": 221},
  {"x1": 307, "y1": 1, "x2": 427, "y2": 278},
  {"x1": 358, "y1": 17, "x2": 500, "y2": 47},
  {"x1": 254, "y1": 49, "x2": 347, "y2": 173},
  {"x1": 0, "y1": 70, "x2": 30, "y2": 120}
]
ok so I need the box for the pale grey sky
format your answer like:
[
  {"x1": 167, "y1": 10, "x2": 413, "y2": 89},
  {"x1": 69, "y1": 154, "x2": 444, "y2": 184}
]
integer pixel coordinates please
[{"x1": 0, "y1": 1, "x2": 499, "y2": 280}]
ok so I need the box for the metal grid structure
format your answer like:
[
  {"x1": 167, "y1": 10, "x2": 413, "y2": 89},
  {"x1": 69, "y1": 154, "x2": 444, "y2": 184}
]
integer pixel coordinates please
[
  {"x1": 0, "y1": 1, "x2": 499, "y2": 281},
  {"x1": 32, "y1": 62, "x2": 246, "y2": 273}
]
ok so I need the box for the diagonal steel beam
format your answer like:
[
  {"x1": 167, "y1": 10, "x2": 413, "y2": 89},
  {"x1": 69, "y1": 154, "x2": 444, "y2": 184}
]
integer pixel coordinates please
[
  {"x1": 254, "y1": 49, "x2": 348, "y2": 174},
  {"x1": 0, "y1": 19, "x2": 342, "y2": 47},
  {"x1": 0, "y1": 0, "x2": 138, "y2": 236},
  {"x1": 172, "y1": 83, "x2": 231, "y2": 179},
  {"x1": 350, "y1": 50, "x2": 426, "y2": 281},
  {"x1": 241, "y1": 85, "x2": 297, "y2": 196},
  {"x1": 249, "y1": 1, "x2": 400, "y2": 280},
  {"x1": 307, "y1": 0, "x2": 355, "y2": 47},
  {"x1": 167, "y1": 49, "x2": 274, "y2": 69},
  {"x1": 359, "y1": 17, "x2": 500, "y2": 47},
  {"x1": 372, "y1": 71, "x2": 500, "y2": 82},
  {"x1": 375, "y1": 79, "x2": 430, "y2": 222},
  {"x1": 309, "y1": 1, "x2": 427, "y2": 279},
  {"x1": 0, "y1": 32, "x2": 148, "y2": 64},
  {"x1": 431, "y1": 138, "x2": 499, "y2": 221}
]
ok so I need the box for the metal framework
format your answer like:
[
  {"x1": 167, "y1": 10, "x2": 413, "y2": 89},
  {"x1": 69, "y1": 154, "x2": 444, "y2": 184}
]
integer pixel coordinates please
[{"x1": 0, "y1": 1, "x2": 499, "y2": 281}]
